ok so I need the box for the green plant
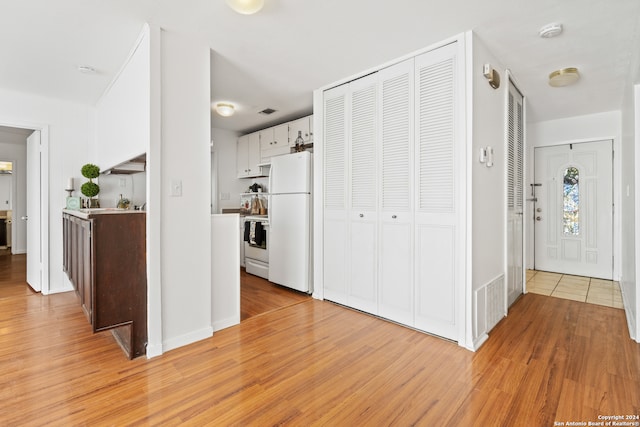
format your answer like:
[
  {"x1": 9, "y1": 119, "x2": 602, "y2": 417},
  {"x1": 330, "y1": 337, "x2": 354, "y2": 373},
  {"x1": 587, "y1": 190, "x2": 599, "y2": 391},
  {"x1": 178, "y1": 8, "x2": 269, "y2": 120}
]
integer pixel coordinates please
[
  {"x1": 81, "y1": 163, "x2": 100, "y2": 179},
  {"x1": 81, "y1": 181, "x2": 100, "y2": 198},
  {"x1": 80, "y1": 163, "x2": 101, "y2": 200}
]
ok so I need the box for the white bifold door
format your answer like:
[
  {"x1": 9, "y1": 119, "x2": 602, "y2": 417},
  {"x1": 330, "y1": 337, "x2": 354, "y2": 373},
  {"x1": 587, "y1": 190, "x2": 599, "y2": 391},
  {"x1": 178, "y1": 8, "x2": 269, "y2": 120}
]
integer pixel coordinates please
[
  {"x1": 506, "y1": 81, "x2": 524, "y2": 307},
  {"x1": 322, "y1": 42, "x2": 464, "y2": 341},
  {"x1": 534, "y1": 140, "x2": 613, "y2": 279}
]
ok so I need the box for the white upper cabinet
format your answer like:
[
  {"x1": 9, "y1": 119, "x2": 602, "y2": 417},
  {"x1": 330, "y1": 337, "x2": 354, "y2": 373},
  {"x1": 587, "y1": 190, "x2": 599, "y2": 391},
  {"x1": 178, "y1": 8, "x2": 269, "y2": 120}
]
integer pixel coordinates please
[
  {"x1": 260, "y1": 124, "x2": 289, "y2": 163},
  {"x1": 237, "y1": 132, "x2": 262, "y2": 178},
  {"x1": 289, "y1": 115, "x2": 313, "y2": 148}
]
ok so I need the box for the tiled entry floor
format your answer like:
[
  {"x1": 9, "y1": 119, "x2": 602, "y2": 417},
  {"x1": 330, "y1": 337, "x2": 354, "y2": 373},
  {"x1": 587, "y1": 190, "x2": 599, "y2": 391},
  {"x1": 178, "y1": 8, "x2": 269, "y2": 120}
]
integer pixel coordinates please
[{"x1": 526, "y1": 270, "x2": 623, "y2": 309}]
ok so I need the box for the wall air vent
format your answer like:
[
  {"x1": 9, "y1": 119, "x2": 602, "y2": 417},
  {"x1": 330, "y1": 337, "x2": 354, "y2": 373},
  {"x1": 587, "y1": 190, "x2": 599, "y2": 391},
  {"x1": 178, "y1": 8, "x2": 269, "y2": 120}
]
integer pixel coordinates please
[{"x1": 258, "y1": 108, "x2": 277, "y2": 115}]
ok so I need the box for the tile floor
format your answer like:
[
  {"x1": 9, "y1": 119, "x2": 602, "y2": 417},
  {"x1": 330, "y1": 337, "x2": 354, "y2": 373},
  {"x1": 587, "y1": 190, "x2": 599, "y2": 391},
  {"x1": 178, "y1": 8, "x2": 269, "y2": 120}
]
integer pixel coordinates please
[{"x1": 526, "y1": 270, "x2": 623, "y2": 309}]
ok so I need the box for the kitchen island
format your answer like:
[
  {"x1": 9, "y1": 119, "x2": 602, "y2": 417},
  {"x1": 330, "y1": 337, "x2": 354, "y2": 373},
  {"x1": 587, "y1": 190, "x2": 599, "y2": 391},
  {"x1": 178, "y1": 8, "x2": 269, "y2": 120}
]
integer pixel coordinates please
[{"x1": 63, "y1": 208, "x2": 146, "y2": 359}]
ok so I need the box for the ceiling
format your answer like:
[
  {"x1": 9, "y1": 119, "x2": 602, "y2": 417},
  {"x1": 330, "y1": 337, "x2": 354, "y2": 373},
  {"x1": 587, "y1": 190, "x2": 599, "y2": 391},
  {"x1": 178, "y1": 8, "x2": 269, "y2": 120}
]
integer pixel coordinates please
[{"x1": 1, "y1": 0, "x2": 639, "y2": 135}]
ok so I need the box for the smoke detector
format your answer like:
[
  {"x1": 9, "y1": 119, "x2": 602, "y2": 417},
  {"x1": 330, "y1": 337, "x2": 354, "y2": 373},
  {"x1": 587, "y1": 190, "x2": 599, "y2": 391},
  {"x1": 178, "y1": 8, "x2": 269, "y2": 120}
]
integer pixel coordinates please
[{"x1": 539, "y1": 23, "x2": 563, "y2": 38}]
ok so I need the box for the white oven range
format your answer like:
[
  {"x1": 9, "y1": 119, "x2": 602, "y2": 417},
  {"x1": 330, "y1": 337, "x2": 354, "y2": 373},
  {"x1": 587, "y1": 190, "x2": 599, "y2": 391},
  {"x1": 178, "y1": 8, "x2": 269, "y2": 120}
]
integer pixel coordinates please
[{"x1": 244, "y1": 215, "x2": 269, "y2": 279}]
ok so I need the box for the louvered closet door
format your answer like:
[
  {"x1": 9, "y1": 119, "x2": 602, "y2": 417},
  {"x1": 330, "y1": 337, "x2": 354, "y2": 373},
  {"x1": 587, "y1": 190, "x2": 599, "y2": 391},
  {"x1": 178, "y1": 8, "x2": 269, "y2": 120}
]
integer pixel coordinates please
[
  {"x1": 414, "y1": 43, "x2": 461, "y2": 340},
  {"x1": 378, "y1": 59, "x2": 414, "y2": 325},
  {"x1": 323, "y1": 84, "x2": 350, "y2": 305},
  {"x1": 348, "y1": 73, "x2": 379, "y2": 314},
  {"x1": 507, "y1": 81, "x2": 524, "y2": 307}
]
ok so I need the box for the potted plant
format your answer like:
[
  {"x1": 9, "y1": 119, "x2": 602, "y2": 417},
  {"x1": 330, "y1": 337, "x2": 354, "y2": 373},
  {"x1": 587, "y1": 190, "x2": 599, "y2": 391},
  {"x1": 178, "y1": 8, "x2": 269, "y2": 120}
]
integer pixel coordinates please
[{"x1": 80, "y1": 163, "x2": 100, "y2": 208}]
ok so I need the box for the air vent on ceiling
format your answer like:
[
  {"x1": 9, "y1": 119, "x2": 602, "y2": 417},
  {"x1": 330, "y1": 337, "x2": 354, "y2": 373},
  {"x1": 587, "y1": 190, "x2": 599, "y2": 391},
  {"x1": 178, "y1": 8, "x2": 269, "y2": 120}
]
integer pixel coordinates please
[{"x1": 258, "y1": 108, "x2": 277, "y2": 115}]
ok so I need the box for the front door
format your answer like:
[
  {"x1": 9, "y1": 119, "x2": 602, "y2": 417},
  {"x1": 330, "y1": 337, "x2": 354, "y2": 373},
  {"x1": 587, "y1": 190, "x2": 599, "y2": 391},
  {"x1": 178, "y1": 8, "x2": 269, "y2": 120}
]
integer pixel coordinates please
[{"x1": 533, "y1": 140, "x2": 613, "y2": 279}]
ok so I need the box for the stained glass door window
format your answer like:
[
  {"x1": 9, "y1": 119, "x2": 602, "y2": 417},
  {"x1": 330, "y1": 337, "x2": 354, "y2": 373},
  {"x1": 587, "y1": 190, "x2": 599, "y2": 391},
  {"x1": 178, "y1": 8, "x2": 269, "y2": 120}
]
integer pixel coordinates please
[{"x1": 563, "y1": 167, "x2": 579, "y2": 235}]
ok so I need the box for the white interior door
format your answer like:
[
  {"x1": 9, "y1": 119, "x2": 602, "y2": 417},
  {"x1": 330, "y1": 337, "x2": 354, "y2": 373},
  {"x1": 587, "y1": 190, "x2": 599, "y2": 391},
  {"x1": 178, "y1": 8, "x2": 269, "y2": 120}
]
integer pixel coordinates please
[
  {"x1": 507, "y1": 81, "x2": 524, "y2": 306},
  {"x1": 534, "y1": 140, "x2": 613, "y2": 279},
  {"x1": 26, "y1": 130, "x2": 41, "y2": 291}
]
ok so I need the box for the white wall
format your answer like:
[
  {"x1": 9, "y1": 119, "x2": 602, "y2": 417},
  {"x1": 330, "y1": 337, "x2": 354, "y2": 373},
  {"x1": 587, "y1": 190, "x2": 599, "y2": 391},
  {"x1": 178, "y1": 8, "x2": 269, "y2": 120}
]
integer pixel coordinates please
[
  {"x1": 212, "y1": 127, "x2": 243, "y2": 212},
  {"x1": 158, "y1": 29, "x2": 212, "y2": 352},
  {"x1": 98, "y1": 172, "x2": 147, "y2": 209},
  {"x1": 0, "y1": 140, "x2": 26, "y2": 252},
  {"x1": 0, "y1": 87, "x2": 91, "y2": 293},
  {"x1": 94, "y1": 29, "x2": 150, "y2": 172},
  {"x1": 0, "y1": 175, "x2": 12, "y2": 209},
  {"x1": 526, "y1": 111, "x2": 622, "y2": 278},
  {"x1": 468, "y1": 33, "x2": 508, "y2": 347},
  {"x1": 620, "y1": 81, "x2": 638, "y2": 340}
]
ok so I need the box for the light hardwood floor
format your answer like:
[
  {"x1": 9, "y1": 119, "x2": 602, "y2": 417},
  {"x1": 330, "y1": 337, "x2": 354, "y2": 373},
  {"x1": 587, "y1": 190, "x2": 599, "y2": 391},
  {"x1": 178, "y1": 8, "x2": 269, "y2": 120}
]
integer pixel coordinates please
[
  {"x1": 1, "y1": 253, "x2": 639, "y2": 425},
  {"x1": 240, "y1": 269, "x2": 310, "y2": 321}
]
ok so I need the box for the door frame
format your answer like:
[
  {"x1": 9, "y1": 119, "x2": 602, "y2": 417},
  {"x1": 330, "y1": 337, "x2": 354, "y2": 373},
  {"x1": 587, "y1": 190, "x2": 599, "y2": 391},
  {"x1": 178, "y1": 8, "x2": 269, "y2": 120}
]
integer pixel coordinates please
[
  {"x1": 0, "y1": 120, "x2": 49, "y2": 294},
  {"x1": 528, "y1": 137, "x2": 619, "y2": 282}
]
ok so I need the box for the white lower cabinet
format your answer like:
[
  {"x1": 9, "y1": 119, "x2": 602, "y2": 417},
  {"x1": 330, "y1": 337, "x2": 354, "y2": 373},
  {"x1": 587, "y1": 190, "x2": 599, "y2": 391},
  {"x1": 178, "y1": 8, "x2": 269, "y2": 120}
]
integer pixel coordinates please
[{"x1": 322, "y1": 41, "x2": 463, "y2": 342}]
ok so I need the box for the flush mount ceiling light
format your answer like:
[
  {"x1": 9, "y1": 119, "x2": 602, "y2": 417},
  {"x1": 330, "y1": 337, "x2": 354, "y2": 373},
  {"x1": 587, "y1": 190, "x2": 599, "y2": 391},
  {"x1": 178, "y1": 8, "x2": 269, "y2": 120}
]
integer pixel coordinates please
[
  {"x1": 215, "y1": 103, "x2": 235, "y2": 117},
  {"x1": 226, "y1": 0, "x2": 264, "y2": 15},
  {"x1": 539, "y1": 22, "x2": 563, "y2": 38},
  {"x1": 548, "y1": 67, "x2": 580, "y2": 87}
]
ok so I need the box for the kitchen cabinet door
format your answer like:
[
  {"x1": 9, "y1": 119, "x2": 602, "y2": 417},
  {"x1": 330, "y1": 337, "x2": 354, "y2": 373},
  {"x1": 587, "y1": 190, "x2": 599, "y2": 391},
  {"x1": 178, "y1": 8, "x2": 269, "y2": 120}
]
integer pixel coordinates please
[
  {"x1": 247, "y1": 132, "x2": 261, "y2": 177},
  {"x1": 237, "y1": 133, "x2": 262, "y2": 178},
  {"x1": 236, "y1": 135, "x2": 250, "y2": 178},
  {"x1": 260, "y1": 124, "x2": 289, "y2": 163},
  {"x1": 289, "y1": 115, "x2": 313, "y2": 148}
]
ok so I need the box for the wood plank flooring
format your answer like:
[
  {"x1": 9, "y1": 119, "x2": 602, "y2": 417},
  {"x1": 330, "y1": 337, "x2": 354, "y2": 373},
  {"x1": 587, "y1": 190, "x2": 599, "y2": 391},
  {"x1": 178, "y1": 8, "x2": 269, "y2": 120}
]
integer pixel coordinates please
[
  {"x1": 1, "y1": 253, "x2": 639, "y2": 425},
  {"x1": 240, "y1": 269, "x2": 310, "y2": 321}
]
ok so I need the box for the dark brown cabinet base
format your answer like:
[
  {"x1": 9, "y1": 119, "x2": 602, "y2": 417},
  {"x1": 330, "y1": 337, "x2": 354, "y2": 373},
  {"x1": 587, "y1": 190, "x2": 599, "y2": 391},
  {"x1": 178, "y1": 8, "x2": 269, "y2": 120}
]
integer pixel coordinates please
[{"x1": 63, "y1": 210, "x2": 147, "y2": 359}]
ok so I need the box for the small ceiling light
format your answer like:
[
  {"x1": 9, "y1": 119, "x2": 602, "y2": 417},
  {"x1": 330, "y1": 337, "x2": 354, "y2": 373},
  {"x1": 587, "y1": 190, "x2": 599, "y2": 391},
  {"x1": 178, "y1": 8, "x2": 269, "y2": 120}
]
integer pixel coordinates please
[
  {"x1": 77, "y1": 65, "x2": 96, "y2": 74},
  {"x1": 226, "y1": 0, "x2": 264, "y2": 15},
  {"x1": 539, "y1": 23, "x2": 563, "y2": 38},
  {"x1": 549, "y1": 67, "x2": 580, "y2": 87},
  {"x1": 215, "y1": 103, "x2": 235, "y2": 117}
]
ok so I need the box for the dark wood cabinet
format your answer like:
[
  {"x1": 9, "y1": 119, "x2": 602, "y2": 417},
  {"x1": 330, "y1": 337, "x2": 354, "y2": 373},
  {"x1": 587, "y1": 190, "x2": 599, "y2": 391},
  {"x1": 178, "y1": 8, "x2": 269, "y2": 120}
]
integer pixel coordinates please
[{"x1": 63, "y1": 211, "x2": 147, "y2": 359}]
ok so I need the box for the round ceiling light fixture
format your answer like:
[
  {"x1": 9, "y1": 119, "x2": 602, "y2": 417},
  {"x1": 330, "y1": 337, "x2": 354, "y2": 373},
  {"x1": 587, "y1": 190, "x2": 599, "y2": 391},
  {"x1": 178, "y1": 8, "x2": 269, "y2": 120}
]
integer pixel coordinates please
[
  {"x1": 539, "y1": 23, "x2": 563, "y2": 38},
  {"x1": 215, "y1": 103, "x2": 235, "y2": 117},
  {"x1": 226, "y1": 0, "x2": 264, "y2": 15},
  {"x1": 548, "y1": 67, "x2": 580, "y2": 87}
]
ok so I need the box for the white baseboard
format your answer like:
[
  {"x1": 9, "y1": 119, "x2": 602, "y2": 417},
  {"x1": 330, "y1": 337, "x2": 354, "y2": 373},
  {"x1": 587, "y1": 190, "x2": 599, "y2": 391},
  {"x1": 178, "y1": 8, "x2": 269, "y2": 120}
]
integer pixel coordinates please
[
  {"x1": 212, "y1": 315, "x2": 240, "y2": 332},
  {"x1": 162, "y1": 326, "x2": 214, "y2": 353},
  {"x1": 621, "y1": 286, "x2": 637, "y2": 342},
  {"x1": 146, "y1": 342, "x2": 164, "y2": 359}
]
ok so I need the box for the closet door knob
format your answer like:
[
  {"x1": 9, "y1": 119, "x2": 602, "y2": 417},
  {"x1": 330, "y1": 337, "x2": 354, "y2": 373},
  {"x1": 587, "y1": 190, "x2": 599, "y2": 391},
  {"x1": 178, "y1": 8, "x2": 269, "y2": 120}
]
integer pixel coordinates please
[
  {"x1": 392, "y1": 215, "x2": 397, "y2": 219},
  {"x1": 359, "y1": 214, "x2": 364, "y2": 218}
]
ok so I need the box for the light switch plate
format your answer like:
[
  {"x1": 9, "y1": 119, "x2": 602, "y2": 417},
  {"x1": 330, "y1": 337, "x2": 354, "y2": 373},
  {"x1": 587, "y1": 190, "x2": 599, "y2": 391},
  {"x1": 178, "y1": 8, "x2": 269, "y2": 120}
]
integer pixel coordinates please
[{"x1": 170, "y1": 179, "x2": 182, "y2": 197}]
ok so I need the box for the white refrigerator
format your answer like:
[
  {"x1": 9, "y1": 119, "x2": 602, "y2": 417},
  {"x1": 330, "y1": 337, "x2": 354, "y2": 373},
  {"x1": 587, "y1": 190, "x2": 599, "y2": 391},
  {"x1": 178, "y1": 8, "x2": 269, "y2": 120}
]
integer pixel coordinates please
[{"x1": 268, "y1": 151, "x2": 312, "y2": 293}]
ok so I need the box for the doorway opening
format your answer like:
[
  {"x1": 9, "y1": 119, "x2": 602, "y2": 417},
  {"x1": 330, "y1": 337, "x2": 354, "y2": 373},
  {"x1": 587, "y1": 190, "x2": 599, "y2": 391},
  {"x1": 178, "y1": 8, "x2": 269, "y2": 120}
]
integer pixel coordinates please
[{"x1": 0, "y1": 124, "x2": 48, "y2": 294}]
